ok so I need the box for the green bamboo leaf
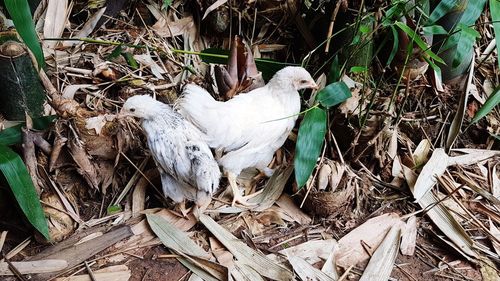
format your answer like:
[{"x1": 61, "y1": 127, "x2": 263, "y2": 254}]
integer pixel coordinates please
[
  {"x1": 471, "y1": 87, "x2": 500, "y2": 124},
  {"x1": 428, "y1": 0, "x2": 461, "y2": 24},
  {"x1": 294, "y1": 107, "x2": 327, "y2": 188},
  {"x1": 328, "y1": 55, "x2": 340, "y2": 83},
  {"x1": 452, "y1": 24, "x2": 480, "y2": 68},
  {"x1": 0, "y1": 115, "x2": 56, "y2": 146},
  {"x1": 0, "y1": 145, "x2": 49, "y2": 239},
  {"x1": 387, "y1": 25, "x2": 399, "y2": 67},
  {"x1": 491, "y1": 0, "x2": 500, "y2": 70},
  {"x1": 423, "y1": 25, "x2": 448, "y2": 35},
  {"x1": 4, "y1": 0, "x2": 45, "y2": 69},
  {"x1": 395, "y1": 22, "x2": 445, "y2": 64},
  {"x1": 316, "y1": 81, "x2": 352, "y2": 108}
]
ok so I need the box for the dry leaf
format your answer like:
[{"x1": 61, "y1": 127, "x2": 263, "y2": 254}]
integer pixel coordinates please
[
  {"x1": 152, "y1": 16, "x2": 194, "y2": 38},
  {"x1": 359, "y1": 225, "x2": 401, "y2": 281},
  {"x1": 335, "y1": 213, "x2": 402, "y2": 268},
  {"x1": 400, "y1": 216, "x2": 417, "y2": 256}
]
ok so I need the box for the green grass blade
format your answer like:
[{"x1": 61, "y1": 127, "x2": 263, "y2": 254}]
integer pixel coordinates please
[
  {"x1": 4, "y1": 0, "x2": 45, "y2": 69},
  {"x1": 491, "y1": 0, "x2": 500, "y2": 70},
  {"x1": 471, "y1": 86, "x2": 500, "y2": 124},
  {"x1": 395, "y1": 22, "x2": 445, "y2": 64},
  {"x1": 328, "y1": 55, "x2": 341, "y2": 83},
  {"x1": 0, "y1": 145, "x2": 49, "y2": 239},
  {"x1": 294, "y1": 107, "x2": 327, "y2": 188},
  {"x1": 316, "y1": 81, "x2": 352, "y2": 108}
]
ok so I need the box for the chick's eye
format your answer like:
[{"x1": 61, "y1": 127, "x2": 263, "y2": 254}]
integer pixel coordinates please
[
  {"x1": 300, "y1": 79, "x2": 308, "y2": 84},
  {"x1": 130, "y1": 108, "x2": 136, "y2": 112}
]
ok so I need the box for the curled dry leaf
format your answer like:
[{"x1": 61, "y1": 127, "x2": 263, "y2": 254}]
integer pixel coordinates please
[
  {"x1": 328, "y1": 161, "x2": 345, "y2": 192},
  {"x1": 317, "y1": 163, "x2": 332, "y2": 191},
  {"x1": 41, "y1": 193, "x2": 76, "y2": 242}
]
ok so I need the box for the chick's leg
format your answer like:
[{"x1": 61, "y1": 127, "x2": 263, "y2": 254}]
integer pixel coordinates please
[{"x1": 227, "y1": 172, "x2": 257, "y2": 207}]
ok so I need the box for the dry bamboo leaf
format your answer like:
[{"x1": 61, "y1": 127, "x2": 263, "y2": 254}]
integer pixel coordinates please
[
  {"x1": 62, "y1": 84, "x2": 94, "y2": 100},
  {"x1": 400, "y1": 216, "x2": 417, "y2": 256},
  {"x1": 199, "y1": 214, "x2": 293, "y2": 280},
  {"x1": 412, "y1": 139, "x2": 431, "y2": 167},
  {"x1": 268, "y1": 239, "x2": 337, "y2": 265},
  {"x1": 489, "y1": 219, "x2": 500, "y2": 256},
  {"x1": 146, "y1": 214, "x2": 210, "y2": 259},
  {"x1": 329, "y1": 161, "x2": 345, "y2": 192},
  {"x1": 402, "y1": 165, "x2": 478, "y2": 259},
  {"x1": 63, "y1": 7, "x2": 106, "y2": 47},
  {"x1": 318, "y1": 163, "x2": 332, "y2": 191},
  {"x1": 479, "y1": 258, "x2": 500, "y2": 281},
  {"x1": 53, "y1": 265, "x2": 131, "y2": 281},
  {"x1": 321, "y1": 249, "x2": 339, "y2": 279},
  {"x1": 134, "y1": 54, "x2": 166, "y2": 79},
  {"x1": 413, "y1": 148, "x2": 449, "y2": 202},
  {"x1": 202, "y1": 0, "x2": 228, "y2": 20},
  {"x1": 152, "y1": 16, "x2": 194, "y2": 38},
  {"x1": 0, "y1": 260, "x2": 68, "y2": 275},
  {"x1": 392, "y1": 156, "x2": 403, "y2": 178},
  {"x1": 335, "y1": 213, "x2": 402, "y2": 268},
  {"x1": 275, "y1": 194, "x2": 312, "y2": 225},
  {"x1": 493, "y1": 165, "x2": 500, "y2": 199},
  {"x1": 359, "y1": 224, "x2": 401, "y2": 281},
  {"x1": 220, "y1": 165, "x2": 293, "y2": 213},
  {"x1": 445, "y1": 53, "x2": 474, "y2": 150},
  {"x1": 210, "y1": 237, "x2": 234, "y2": 269},
  {"x1": 175, "y1": 251, "x2": 227, "y2": 281},
  {"x1": 233, "y1": 261, "x2": 265, "y2": 281},
  {"x1": 448, "y1": 150, "x2": 500, "y2": 166},
  {"x1": 387, "y1": 126, "x2": 398, "y2": 160},
  {"x1": 85, "y1": 114, "x2": 116, "y2": 135},
  {"x1": 288, "y1": 256, "x2": 336, "y2": 281},
  {"x1": 0, "y1": 231, "x2": 6, "y2": 253},
  {"x1": 43, "y1": 0, "x2": 69, "y2": 49}
]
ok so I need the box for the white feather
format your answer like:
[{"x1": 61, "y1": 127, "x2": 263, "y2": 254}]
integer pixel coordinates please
[{"x1": 177, "y1": 66, "x2": 316, "y2": 176}]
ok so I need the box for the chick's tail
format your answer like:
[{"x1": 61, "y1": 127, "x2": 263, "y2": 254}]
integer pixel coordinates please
[{"x1": 176, "y1": 84, "x2": 219, "y2": 134}]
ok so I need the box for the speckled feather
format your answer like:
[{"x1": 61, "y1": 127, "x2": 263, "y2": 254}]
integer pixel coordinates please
[{"x1": 121, "y1": 95, "x2": 221, "y2": 203}]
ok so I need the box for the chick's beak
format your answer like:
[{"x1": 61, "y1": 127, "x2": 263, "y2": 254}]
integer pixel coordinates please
[{"x1": 309, "y1": 82, "x2": 319, "y2": 90}]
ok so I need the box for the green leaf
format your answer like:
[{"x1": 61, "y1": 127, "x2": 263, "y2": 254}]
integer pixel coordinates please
[
  {"x1": 350, "y1": 66, "x2": 367, "y2": 73},
  {"x1": 328, "y1": 55, "x2": 340, "y2": 83},
  {"x1": 0, "y1": 115, "x2": 56, "y2": 146},
  {"x1": 162, "y1": 0, "x2": 173, "y2": 10},
  {"x1": 423, "y1": 25, "x2": 448, "y2": 35},
  {"x1": 316, "y1": 81, "x2": 352, "y2": 108},
  {"x1": 107, "y1": 205, "x2": 122, "y2": 215},
  {"x1": 294, "y1": 107, "x2": 327, "y2": 188},
  {"x1": 387, "y1": 25, "x2": 399, "y2": 67},
  {"x1": 452, "y1": 24, "x2": 480, "y2": 68},
  {"x1": 395, "y1": 22, "x2": 445, "y2": 64},
  {"x1": 107, "y1": 45, "x2": 123, "y2": 60},
  {"x1": 428, "y1": 0, "x2": 461, "y2": 24},
  {"x1": 471, "y1": 86, "x2": 500, "y2": 124},
  {"x1": 121, "y1": 52, "x2": 138, "y2": 69},
  {"x1": 491, "y1": 0, "x2": 500, "y2": 70},
  {"x1": 0, "y1": 145, "x2": 49, "y2": 239},
  {"x1": 382, "y1": 2, "x2": 406, "y2": 26},
  {"x1": 4, "y1": 0, "x2": 45, "y2": 69}
]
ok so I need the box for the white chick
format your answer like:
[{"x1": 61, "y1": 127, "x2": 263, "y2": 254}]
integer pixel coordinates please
[
  {"x1": 177, "y1": 66, "x2": 317, "y2": 206},
  {"x1": 119, "y1": 95, "x2": 221, "y2": 213}
]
